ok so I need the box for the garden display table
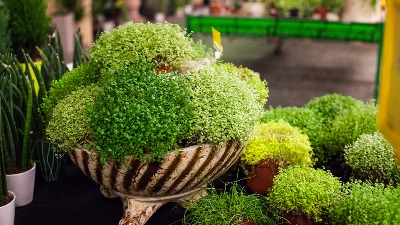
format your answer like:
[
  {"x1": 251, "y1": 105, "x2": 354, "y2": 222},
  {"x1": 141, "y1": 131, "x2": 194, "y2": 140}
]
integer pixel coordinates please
[{"x1": 186, "y1": 15, "x2": 384, "y2": 98}]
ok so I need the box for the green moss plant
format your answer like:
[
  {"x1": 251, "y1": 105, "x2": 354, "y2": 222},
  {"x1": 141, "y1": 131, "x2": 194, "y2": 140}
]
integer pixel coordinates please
[
  {"x1": 344, "y1": 132, "x2": 400, "y2": 184},
  {"x1": 40, "y1": 61, "x2": 99, "y2": 123},
  {"x1": 46, "y1": 84, "x2": 99, "y2": 152},
  {"x1": 241, "y1": 120, "x2": 313, "y2": 167},
  {"x1": 325, "y1": 100, "x2": 378, "y2": 155},
  {"x1": 217, "y1": 63, "x2": 269, "y2": 106},
  {"x1": 88, "y1": 63, "x2": 194, "y2": 163},
  {"x1": 330, "y1": 182, "x2": 400, "y2": 225},
  {"x1": 185, "y1": 63, "x2": 263, "y2": 146},
  {"x1": 45, "y1": 22, "x2": 264, "y2": 165},
  {"x1": 89, "y1": 22, "x2": 201, "y2": 76},
  {"x1": 261, "y1": 106, "x2": 328, "y2": 165},
  {"x1": 304, "y1": 93, "x2": 364, "y2": 125},
  {"x1": 269, "y1": 166, "x2": 342, "y2": 223}
]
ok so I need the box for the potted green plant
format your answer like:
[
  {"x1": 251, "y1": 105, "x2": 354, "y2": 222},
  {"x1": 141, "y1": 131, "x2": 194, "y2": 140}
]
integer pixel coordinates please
[
  {"x1": 240, "y1": 120, "x2": 314, "y2": 195},
  {"x1": 261, "y1": 106, "x2": 327, "y2": 166},
  {"x1": 3, "y1": 0, "x2": 51, "y2": 61},
  {"x1": 0, "y1": 53, "x2": 36, "y2": 207},
  {"x1": 182, "y1": 182, "x2": 279, "y2": 225},
  {"x1": 344, "y1": 132, "x2": 400, "y2": 185},
  {"x1": 325, "y1": 100, "x2": 378, "y2": 159},
  {"x1": 330, "y1": 181, "x2": 400, "y2": 225},
  {"x1": 0, "y1": 72, "x2": 16, "y2": 225},
  {"x1": 304, "y1": 94, "x2": 366, "y2": 168},
  {"x1": 269, "y1": 166, "x2": 342, "y2": 224},
  {"x1": 43, "y1": 22, "x2": 266, "y2": 225}
]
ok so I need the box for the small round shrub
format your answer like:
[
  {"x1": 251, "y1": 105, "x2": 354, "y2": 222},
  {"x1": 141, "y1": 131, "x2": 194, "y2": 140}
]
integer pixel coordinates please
[
  {"x1": 185, "y1": 63, "x2": 263, "y2": 145},
  {"x1": 40, "y1": 61, "x2": 99, "y2": 123},
  {"x1": 304, "y1": 93, "x2": 364, "y2": 125},
  {"x1": 269, "y1": 166, "x2": 342, "y2": 223},
  {"x1": 330, "y1": 182, "x2": 400, "y2": 225},
  {"x1": 89, "y1": 22, "x2": 199, "y2": 76},
  {"x1": 344, "y1": 132, "x2": 400, "y2": 184},
  {"x1": 261, "y1": 106, "x2": 329, "y2": 165},
  {"x1": 325, "y1": 100, "x2": 378, "y2": 154},
  {"x1": 217, "y1": 63, "x2": 269, "y2": 106},
  {"x1": 88, "y1": 63, "x2": 194, "y2": 163},
  {"x1": 46, "y1": 84, "x2": 99, "y2": 152},
  {"x1": 241, "y1": 120, "x2": 313, "y2": 167}
]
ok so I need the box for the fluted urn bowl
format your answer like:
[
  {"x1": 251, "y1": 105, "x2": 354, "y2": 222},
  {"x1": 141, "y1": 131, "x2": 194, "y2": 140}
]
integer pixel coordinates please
[{"x1": 69, "y1": 140, "x2": 245, "y2": 225}]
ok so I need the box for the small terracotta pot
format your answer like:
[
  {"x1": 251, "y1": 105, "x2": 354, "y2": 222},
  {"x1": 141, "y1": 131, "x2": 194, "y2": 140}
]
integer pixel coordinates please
[
  {"x1": 246, "y1": 159, "x2": 279, "y2": 195},
  {"x1": 284, "y1": 212, "x2": 313, "y2": 225},
  {"x1": 238, "y1": 221, "x2": 253, "y2": 225}
]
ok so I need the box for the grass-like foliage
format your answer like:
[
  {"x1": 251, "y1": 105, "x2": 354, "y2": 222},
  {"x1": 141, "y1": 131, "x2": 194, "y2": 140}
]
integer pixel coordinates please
[
  {"x1": 46, "y1": 84, "x2": 99, "y2": 152},
  {"x1": 344, "y1": 132, "x2": 400, "y2": 184},
  {"x1": 185, "y1": 63, "x2": 263, "y2": 145},
  {"x1": 217, "y1": 62, "x2": 269, "y2": 106},
  {"x1": 269, "y1": 166, "x2": 342, "y2": 223},
  {"x1": 89, "y1": 22, "x2": 200, "y2": 76},
  {"x1": 40, "y1": 61, "x2": 99, "y2": 123},
  {"x1": 261, "y1": 106, "x2": 328, "y2": 165},
  {"x1": 88, "y1": 63, "x2": 194, "y2": 163},
  {"x1": 330, "y1": 182, "x2": 400, "y2": 225},
  {"x1": 183, "y1": 182, "x2": 278, "y2": 225},
  {"x1": 241, "y1": 120, "x2": 313, "y2": 167}
]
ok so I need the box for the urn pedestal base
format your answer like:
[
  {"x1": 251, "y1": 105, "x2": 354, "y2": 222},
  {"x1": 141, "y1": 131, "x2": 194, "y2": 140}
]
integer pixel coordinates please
[{"x1": 101, "y1": 185, "x2": 206, "y2": 225}]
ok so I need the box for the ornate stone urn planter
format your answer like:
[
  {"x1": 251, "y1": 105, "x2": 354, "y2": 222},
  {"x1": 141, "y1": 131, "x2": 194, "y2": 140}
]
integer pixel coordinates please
[{"x1": 70, "y1": 141, "x2": 245, "y2": 225}]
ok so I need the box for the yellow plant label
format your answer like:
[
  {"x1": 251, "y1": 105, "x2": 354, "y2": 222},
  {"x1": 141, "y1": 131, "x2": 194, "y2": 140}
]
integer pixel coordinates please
[
  {"x1": 378, "y1": 0, "x2": 400, "y2": 162},
  {"x1": 212, "y1": 27, "x2": 223, "y2": 54}
]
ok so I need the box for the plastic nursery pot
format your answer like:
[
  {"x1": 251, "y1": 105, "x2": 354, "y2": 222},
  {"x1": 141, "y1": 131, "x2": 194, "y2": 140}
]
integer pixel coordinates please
[
  {"x1": 283, "y1": 212, "x2": 313, "y2": 225},
  {"x1": 0, "y1": 191, "x2": 16, "y2": 225},
  {"x1": 246, "y1": 159, "x2": 279, "y2": 195},
  {"x1": 6, "y1": 163, "x2": 36, "y2": 207}
]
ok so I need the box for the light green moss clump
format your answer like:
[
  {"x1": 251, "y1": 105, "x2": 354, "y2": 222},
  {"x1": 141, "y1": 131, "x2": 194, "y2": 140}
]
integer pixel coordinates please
[
  {"x1": 345, "y1": 132, "x2": 400, "y2": 184},
  {"x1": 89, "y1": 22, "x2": 198, "y2": 76},
  {"x1": 46, "y1": 84, "x2": 99, "y2": 152},
  {"x1": 241, "y1": 120, "x2": 313, "y2": 167},
  {"x1": 185, "y1": 63, "x2": 264, "y2": 145}
]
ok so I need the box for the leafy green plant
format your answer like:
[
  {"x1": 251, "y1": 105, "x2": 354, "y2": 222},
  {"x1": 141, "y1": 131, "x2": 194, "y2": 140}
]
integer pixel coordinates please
[
  {"x1": 304, "y1": 93, "x2": 364, "y2": 124},
  {"x1": 217, "y1": 63, "x2": 269, "y2": 106},
  {"x1": 45, "y1": 22, "x2": 263, "y2": 165},
  {"x1": 320, "y1": 0, "x2": 345, "y2": 13},
  {"x1": 325, "y1": 100, "x2": 378, "y2": 155},
  {"x1": 47, "y1": 85, "x2": 99, "y2": 152},
  {"x1": 0, "y1": 6, "x2": 12, "y2": 55},
  {"x1": 261, "y1": 106, "x2": 328, "y2": 165},
  {"x1": 330, "y1": 181, "x2": 400, "y2": 225},
  {"x1": 269, "y1": 166, "x2": 342, "y2": 223},
  {"x1": 40, "y1": 61, "x2": 99, "y2": 123},
  {"x1": 304, "y1": 93, "x2": 366, "y2": 162},
  {"x1": 0, "y1": 76, "x2": 9, "y2": 206},
  {"x1": 344, "y1": 132, "x2": 400, "y2": 184},
  {"x1": 185, "y1": 63, "x2": 263, "y2": 146},
  {"x1": 0, "y1": 53, "x2": 34, "y2": 172},
  {"x1": 183, "y1": 182, "x2": 279, "y2": 225},
  {"x1": 88, "y1": 63, "x2": 193, "y2": 163},
  {"x1": 3, "y1": 0, "x2": 51, "y2": 60},
  {"x1": 89, "y1": 22, "x2": 202, "y2": 76},
  {"x1": 241, "y1": 120, "x2": 313, "y2": 167}
]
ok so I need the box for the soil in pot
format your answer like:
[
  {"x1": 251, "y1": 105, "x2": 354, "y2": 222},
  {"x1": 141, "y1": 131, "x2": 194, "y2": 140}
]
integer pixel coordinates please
[
  {"x1": 238, "y1": 221, "x2": 253, "y2": 225},
  {"x1": 246, "y1": 159, "x2": 279, "y2": 195}
]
